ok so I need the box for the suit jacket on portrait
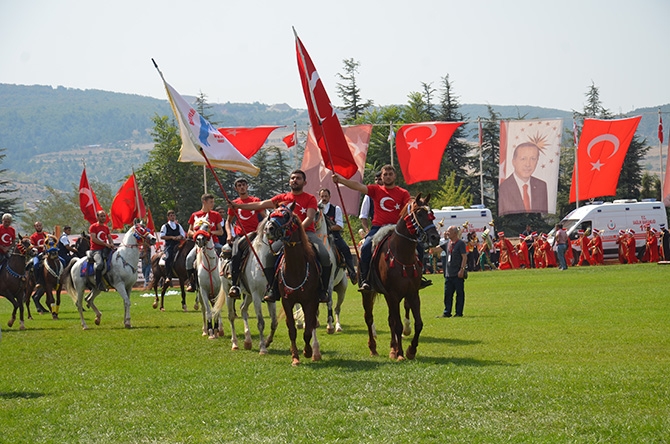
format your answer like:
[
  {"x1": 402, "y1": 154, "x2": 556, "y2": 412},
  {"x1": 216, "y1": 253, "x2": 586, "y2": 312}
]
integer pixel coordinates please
[{"x1": 498, "y1": 175, "x2": 548, "y2": 216}]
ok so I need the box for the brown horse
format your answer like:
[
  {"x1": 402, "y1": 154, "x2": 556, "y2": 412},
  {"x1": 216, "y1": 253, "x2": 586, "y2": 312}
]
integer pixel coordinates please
[
  {"x1": 38, "y1": 235, "x2": 66, "y2": 319},
  {"x1": 265, "y1": 204, "x2": 321, "y2": 366},
  {"x1": 363, "y1": 193, "x2": 440, "y2": 360},
  {"x1": 150, "y1": 239, "x2": 195, "y2": 311},
  {"x1": 0, "y1": 235, "x2": 34, "y2": 330}
]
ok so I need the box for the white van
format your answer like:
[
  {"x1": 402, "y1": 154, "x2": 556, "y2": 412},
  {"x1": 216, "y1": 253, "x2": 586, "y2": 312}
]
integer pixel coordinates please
[
  {"x1": 432, "y1": 205, "x2": 493, "y2": 240},
  {"x1": 549, "y1": 199, "x2": 668, "y2": 258}
]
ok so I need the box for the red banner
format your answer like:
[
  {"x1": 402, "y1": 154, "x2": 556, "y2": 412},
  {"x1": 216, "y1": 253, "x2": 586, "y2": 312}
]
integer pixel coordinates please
[
  {"x1": 111, "y1": 173, "x2": 147, "y2": 229},
  {"x1": 395, "y1": 122, "x2": 463, "y2": 185},
  {"x1": 79, "y1": 168, "x2": 104, "y2": 225},
  {"x1": 283, "y1": 133, "x2": 296, "y2": 148},
  {"x1": 295, "y1": 30, "x2": 358, "y2": 179},
  {"x1": 217, "y1": 126, "x2": 280, "y2": 159},
  {"x1": 570, "y1": 116, "x2": 641, "y2": 202}
]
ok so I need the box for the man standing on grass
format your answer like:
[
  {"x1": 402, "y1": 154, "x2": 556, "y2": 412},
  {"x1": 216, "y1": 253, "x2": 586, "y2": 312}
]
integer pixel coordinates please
[{"x1": 441, "y1": 225, "x2": 467, "y2": 318}]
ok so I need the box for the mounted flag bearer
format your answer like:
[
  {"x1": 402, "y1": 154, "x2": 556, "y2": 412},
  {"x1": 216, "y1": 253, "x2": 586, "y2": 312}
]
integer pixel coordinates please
[
  {"x1": 185, "y1": 194, "x2": 224, "y2": 292},
  {"x1": 225, "y1": 177, "x2": 265, "y2": 300},
  {"x1": 89, "y1": 210, "x2": 115, "y2": 291},
  {"x1": 231, "y1": 169, "x2": 332, "y2": 303}
]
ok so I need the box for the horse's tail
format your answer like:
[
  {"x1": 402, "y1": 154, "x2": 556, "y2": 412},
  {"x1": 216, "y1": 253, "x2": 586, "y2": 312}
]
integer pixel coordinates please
[
  {"x1": 212, "y1": 280, "x2": 227, "y2": 316},
  {"x1": 61, "y1": 257, "x2": 78, "y2": 304}
]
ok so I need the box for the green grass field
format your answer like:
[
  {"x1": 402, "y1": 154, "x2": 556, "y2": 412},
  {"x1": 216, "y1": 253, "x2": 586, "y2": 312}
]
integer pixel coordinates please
[{"x1": 1, "y1": 263, "x2": 669, "y2": 443}]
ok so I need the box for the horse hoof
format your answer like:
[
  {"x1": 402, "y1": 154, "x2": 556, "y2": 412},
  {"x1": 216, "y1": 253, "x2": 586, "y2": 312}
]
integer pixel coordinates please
[
  {"x1": 152, "y1": 301, "x2": 158, "y2": 309},
  {"x1": 326, "y1": 326, "x2": 335, "y2": 335},
  {"x1": 19, "y1": 324, "x2": 26, "y2": 331},
  {"x1": 182, "y1": 304, "x2": 187, "y2": 312},
  {"x1": 232, "y1": 344, "x2": 239, "y2": 351},
  {"x1": 95, "y1": 316, "x2": 101, "y2": 326},
  {"x1": 82, "y1": 325, "x2": 88, "y2": 330},
  {"x1": 7, "y1": 319, "x2": 14, "y2": 328},
  {"x1": 259, "y1": 348, "x2": 268, "y2": 355},
  {"x1": 292, "y1": 358, "x2": 300, "y2": 366},
  {"x1": 160, "y1": 308, "x2": 165, "y2": 312},
  {"x1": 193, "y1": 304, "x2": 199, "y2": 311},
  {"x1": 312, "y1": 352, "x2": 322, "y2": 362},
  {"x1": 397, "y1": 355, "x2": 406, "y2": 362},
  {"x1": 389, "y1": 351, "x2": 397, "y2": 360},
  {"x1": 124, "y1": 323, "x2": 131, "y2": 329},
  {"x1": 244, "y1": 340, "x2": 252, "y2": 350},
  {"x1": 52, "y1": 314, "x2": 58, "y2": 320}
]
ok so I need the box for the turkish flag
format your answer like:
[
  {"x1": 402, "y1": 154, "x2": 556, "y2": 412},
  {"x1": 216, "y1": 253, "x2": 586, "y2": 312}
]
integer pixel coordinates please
[
  {"x1": 294, "y1": 30, "x2": 358, "y2": 179},
  {"x1": 570, "y1": 116, "x2": 641, "y2": 202},
  {"x1": 79, "y1": 168, "x2": 104, "y2": 225},
  {"x1": 659, "y1": 114, "x2": 664, "y2": 144},
  {"x1": 283, "y1": 133, "x2": 296, "y2": 148},
  {"x1": 111, "y1": 173, "x2": 147, "y2": 229},
  {"x1": 217, "y1": 126, "x2": 280, "y2": 159},
  {"x1": 395, "y1": 122, "x2": 463, "y2": 185}
]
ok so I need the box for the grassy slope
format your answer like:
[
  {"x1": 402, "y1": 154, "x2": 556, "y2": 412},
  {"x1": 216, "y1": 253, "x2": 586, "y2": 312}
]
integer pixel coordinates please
[{"x1": 1, "y1": 263, "x2": 668, "y2": 443}]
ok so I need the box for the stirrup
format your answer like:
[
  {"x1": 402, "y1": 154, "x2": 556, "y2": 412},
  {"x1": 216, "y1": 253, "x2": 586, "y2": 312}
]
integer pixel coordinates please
[
  {"x1": 358, "y1": 281, "x2": 371, "y2": 292},
  {"x1": 228, "y1": 286, "x2": 241, "y2": 299}
]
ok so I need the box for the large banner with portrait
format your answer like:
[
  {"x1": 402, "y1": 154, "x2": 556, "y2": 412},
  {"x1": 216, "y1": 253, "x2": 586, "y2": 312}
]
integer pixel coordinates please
[{"x1": 498, "y1": 119, "x2": 562, "y2": 216}]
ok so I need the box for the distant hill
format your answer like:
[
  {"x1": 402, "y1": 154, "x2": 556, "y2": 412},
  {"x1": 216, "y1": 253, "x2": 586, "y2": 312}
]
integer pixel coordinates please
[{"x1": 1, "y1": 83, "x2": 667, "y2": 197}]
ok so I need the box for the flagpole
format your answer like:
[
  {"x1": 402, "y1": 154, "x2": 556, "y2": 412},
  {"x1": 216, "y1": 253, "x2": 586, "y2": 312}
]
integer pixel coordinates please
[
  {"x1": 131, "y1": 169, "x2": 142, "y2": 221},
  {"x1": 293, "y1": 121, "x2": 299, "y2": 170},
  {"x1": 478, "y1": 118, "x2": 484, "y2": 206},
  {"x1": 658, "y1": 109, "x2": 664, "y2": 201},
  {"x1": 389, "y1": 121, "x2": 395, "y2": 167},
  {"x1": 294, "y1": 27, "x2": 361, "y2": 268},
  {"x1": 573, "y1": 117, "x2": 580, "y2": 209}
]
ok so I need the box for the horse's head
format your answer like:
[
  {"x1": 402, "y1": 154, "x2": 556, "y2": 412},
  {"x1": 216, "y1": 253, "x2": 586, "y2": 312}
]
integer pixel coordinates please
[
  {"x1": 193, "y1": 216, "x2": 212, "y2": 248},
  {"x1": 404, "y1": 193, "x2": 440, "y2": 247},
  {"x1": 44, "y1": 235, "x2": 59, "y2": 259},
  {"x1": 265, "y1": 204, "x2": 300, "y2": 243},
  {"x1": 16, "y1": 235, "x2": 36, "y2": 257},
  {"x1": 133, "y1": 223, "x2": 157, "y2": 246}
]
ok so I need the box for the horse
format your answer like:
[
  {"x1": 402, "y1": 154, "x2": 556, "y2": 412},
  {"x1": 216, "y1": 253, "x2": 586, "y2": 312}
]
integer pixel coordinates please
[
  {"x1": 0, "y1": 235, "x2": 35, "y2": 330},
  {"x1": 150, "y1": 239, "x2": 195, "y2": 312},
  {"x1": 362, "y1": 193, "x2": 440, "y2": 361},
  {"x1": 36, "y1": 235, "x2": 65, "y2": 320},
  {"x1": 265, "y1": 204, "x2": 321, "y2": 366},
  {"x1": 314, "y1": 205, "x2": 348, "y2": 334},
  {"x1": 192, "y1": 216, "x2": 222, "y2": 339},
  {"x1": 63, "y1": 223, "x2": 156, "y2": 329},
  {"x1": 214, "y1": 217, "x2": 278, "y2": 354},
  {"x1": 74, "y1": 232, "x2": 90, "y2": 257}
]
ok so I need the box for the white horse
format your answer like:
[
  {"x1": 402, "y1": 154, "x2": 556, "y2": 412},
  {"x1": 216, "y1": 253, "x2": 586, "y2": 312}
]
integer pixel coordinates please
[
  {"x1": 314, "y1": 205, "x2": 349, "y2": 334},
  {"x1": 193, "y1": 216, "x2": 222, "y2": 339},
  {"x1": 214, "y1": 219, "x2": 278, "y2": 354},
  {"x1": 64, "y1": 223, "x2": 156, "y2": 330}
]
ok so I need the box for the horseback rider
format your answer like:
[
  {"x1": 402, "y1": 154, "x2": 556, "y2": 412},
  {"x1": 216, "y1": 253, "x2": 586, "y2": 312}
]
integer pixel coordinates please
[
  {"x1": 28, "y1": 221, "x2": 50, "y2": 310},
  {"x1": 0, "y1": 213, "x2": 16, "y2": 269},
  {"x1": 359, "y1": 171, "x2": 382, "y2": 235},
  {"x1": 89, "y1": 210, "x2": 115, "y2": 291},
  {"x1": 231, "y1": 169, "x2": 332, "y2": 303},
  {"x1": 58, "y1": 225, "x2": 78, "y2": 265},
  {"x1": 334, "y1": 164, "x2": 431, "y2": 291},
  {"x1": 185, "y1": 194, "x2": 224, "y2": 292},
  {"x1": 225, "y1": 177, "x2": 265, "y2": 300},
  {"x1": 318, "y1": 188, "x2": 357, "y2": 285},
  {"x1": 158, "y1": 210, "x2": 186, "y2": 282}
]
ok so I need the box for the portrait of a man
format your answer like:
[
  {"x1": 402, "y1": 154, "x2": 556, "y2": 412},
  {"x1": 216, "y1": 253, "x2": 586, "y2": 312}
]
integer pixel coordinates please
[{"x1": 498, "y1": 141, "x2": 548, "y2": 215}]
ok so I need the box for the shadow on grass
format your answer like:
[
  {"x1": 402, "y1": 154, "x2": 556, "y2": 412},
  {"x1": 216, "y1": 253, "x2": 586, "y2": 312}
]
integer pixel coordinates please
[
  {"x1": 300, "y1": 354, "x2": 513, "y2": 370},
  {"x1": 0, "y1": 391, "x2": 45, "y2": 400}
]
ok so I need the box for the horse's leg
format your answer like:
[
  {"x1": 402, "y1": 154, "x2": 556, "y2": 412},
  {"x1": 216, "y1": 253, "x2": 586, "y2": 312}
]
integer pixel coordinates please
[
  {"x1": 334, "y1": 279, "x2": 346, "y2": 333},
  {"x1": 7, "y1": 295, "x2": 19, "y2": 328},
  {"x1": 403, "y1": 300, "x2": 412, "y2": 337},
  {"x1": 76, "y1": 286, "x2": 90, "y2": 330},
  {"x1": 362, "y1": 291, "x2": 378, "y2": 356},
  {"x1": 304, "y1": 300, "x2": 320, "y2": 361},
  {"x1": 116, "y1": 284, "x2": 132, "y2": 329},
  {"x1": 251, "y1": 294, "x2": 267, "y2": 354},
  {"x1": 405, "y1": 295, "x2": 423, "y2": 360},
  {"x1": 283, "y1": 299, "x2": 300, "y2": 366},
  {"x1": 179, "y1": 278, "x2": 187, "y2": 312},
  {"x1": 227, "y1": 294, "x2": 239, "y2": 350},
  {"x1": 326, "y1": 296, "x2": 335, "y2": 334},
  {"x1": 387, "y1": 298, "x2": 404, "y2": 361},
  {"x1": 266, "y1": 300, "x2": 278, "y2": 348},
  {"x1": 200, "y1": 288, "x2": 215, "y2": 339}
]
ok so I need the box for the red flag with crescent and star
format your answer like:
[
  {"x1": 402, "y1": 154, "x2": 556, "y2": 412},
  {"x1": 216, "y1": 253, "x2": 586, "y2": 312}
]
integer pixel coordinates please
[
  {"x1": 569, "y1": 116, "x2": 641, "y2": 202},
  {"x1": 283, "y1": 133, "x2": 296, "y2": 148},
  {"x1": 395, "y1": 122, "x2": 463, "y2": 185},
  {"x1": 294, "y1": 29, "x2": 358, "y2": 179},
  {"x1": 216, "y1": 126, "x2": 281, "y2": 159},
  {"x1": 111, "y1": 173, "x2": 147, "y2": 229},
  {"x1": 79, "y1": 168, "x2": 104, "y2": 225}
]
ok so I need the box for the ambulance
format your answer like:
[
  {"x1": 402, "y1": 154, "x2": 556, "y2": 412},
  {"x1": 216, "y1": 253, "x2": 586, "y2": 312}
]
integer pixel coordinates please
[
  {"x1": 549, "y1": 199, "x2": 668, "y2": 258},
  {"x1": 431, "y1": 205, "x2": 494, "y2": 240}
]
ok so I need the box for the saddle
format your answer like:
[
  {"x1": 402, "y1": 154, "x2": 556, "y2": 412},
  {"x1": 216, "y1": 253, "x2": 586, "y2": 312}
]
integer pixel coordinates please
[
  {"x1": 330, "y1": 235, "x2": 347, "y2": 270},
  {"x1": 367, "y1": 226, "x2": 422, "y2": 294},
  {"x1": 80, "y1": 250, "x2": 112, "y2": 278}
]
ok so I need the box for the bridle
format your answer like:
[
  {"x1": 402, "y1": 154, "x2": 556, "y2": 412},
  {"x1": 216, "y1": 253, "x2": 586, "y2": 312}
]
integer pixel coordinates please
[
  {"x1": 398, "y1": 202, "x2": 436, "y2": 244},
  {"x1": 267, "y1": 206, "x2": 301, "y2": 245}
]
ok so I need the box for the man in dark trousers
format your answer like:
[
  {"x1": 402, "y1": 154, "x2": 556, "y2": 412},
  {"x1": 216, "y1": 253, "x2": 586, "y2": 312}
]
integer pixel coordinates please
[{"x1": 441, "y1": 225, "x2": 467, "y2": 318}]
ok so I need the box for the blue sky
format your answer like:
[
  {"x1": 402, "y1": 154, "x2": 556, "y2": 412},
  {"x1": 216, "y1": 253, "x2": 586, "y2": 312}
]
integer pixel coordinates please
[{"x1": 1, "y1": 0, "x2": 668, "y2": 113}]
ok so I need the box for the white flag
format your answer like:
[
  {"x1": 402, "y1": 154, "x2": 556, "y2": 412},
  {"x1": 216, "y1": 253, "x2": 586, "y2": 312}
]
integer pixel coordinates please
[{"x1": 162, "y1": 80, "x2": 259, "y2": 176}]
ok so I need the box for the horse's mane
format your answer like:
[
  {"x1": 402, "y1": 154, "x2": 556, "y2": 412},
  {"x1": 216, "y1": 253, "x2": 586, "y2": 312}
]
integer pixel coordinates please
[{"x1": 398, "y1": 198, "x2": 416, "y2": 220}]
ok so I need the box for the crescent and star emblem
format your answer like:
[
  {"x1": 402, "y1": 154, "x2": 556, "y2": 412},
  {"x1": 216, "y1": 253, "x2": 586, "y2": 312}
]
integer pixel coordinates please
[
  {"x1": 586, "y1": 134, "x2": 620, "y2": 171},
  {"x1": 1, "y1": 233, "x2": 11, "y2": 244},
  {"x1": 79, "y1": 187, "x2": 96, "y2": 209},
  {"x1": 402, "y1": 124, "x2": 438, "y2": 150},
  {"x1": 380, "y1": 197, "x2": 397, "y2": 212},
  {"x1": 237, "y1": 209, "x2": 254, "y2": 221}
]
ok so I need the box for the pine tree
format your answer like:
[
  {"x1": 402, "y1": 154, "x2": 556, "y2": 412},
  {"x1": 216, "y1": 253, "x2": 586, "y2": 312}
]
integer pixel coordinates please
[
  {"x1": 0, "y1": 148, "x2": 19, "y2": 215},
  {"x1": 469, "y1": 105, "x2": 501, "y2": 212},
  {"x1": 336, "y1": 59, "x2": 373, "y2": 124}
]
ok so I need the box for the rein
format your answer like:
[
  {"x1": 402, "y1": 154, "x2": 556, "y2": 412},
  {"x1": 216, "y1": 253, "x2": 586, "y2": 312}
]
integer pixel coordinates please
[{"x1": 279, "y1": 256, "x2": 311, "y2": 295}]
